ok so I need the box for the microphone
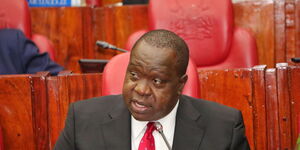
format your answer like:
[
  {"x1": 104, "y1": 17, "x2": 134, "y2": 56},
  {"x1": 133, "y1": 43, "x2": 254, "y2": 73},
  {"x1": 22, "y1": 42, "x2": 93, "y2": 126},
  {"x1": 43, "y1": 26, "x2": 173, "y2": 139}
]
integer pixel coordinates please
[
  {"x1": 291, "y1": 57, "x2": 300, "y2": 63},
  {"x1": 154, "y1": 122, "x2": 172, "y2": 150},
  {"x1": 96, "y1": 40, "x2": 128, "y2": 53}
]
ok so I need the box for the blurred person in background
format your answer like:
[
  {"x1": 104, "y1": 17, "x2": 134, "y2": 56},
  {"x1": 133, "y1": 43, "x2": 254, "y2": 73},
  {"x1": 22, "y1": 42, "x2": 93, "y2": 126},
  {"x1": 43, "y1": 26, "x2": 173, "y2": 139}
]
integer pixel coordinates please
[{"x1": 0, "y1": 29, "x2": 63, "y2": 75}]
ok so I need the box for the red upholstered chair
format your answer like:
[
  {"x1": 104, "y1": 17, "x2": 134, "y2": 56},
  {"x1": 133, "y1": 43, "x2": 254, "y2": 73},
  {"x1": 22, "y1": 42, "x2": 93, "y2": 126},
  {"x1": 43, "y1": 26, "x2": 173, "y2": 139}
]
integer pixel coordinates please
[
  {"x1": 126, "y1": 0, "x2": 258, "y2": 70},
  {"x1": 102, "y1": 52, "x2": 200, "y2": 98},
  {"x1": 0, "y1": 0, "x2": 56, "y2": 60},
  {"x1": 86, "y1": 0, "x2": 102, "y2": 7}
]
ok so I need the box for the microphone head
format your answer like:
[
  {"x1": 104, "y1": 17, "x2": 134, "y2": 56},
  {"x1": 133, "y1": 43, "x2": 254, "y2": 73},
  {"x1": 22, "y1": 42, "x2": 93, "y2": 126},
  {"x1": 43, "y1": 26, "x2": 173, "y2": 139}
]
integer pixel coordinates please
[
  {"x1": 154, "y1": 122, "x2": 163, "y2": 133},
  {"x1": 96, "y1": 41, "x2": 109, "y2": 49}
]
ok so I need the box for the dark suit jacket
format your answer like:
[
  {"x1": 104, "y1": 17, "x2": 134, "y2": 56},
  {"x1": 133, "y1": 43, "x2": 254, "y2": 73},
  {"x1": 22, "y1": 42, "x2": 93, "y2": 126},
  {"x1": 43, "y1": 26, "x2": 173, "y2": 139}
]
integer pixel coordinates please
[
  {"x1": 0, "y1": 29, "x2": 63, "y2": 75},
  {"x1": 54, "y1": 95, "x2": 250, "y2": 150}
]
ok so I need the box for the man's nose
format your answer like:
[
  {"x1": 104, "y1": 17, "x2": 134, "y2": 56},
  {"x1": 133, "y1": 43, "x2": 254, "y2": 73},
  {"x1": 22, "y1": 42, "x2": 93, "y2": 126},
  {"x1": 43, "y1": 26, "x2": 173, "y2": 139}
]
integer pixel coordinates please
[{"x1": 134, "y1": 80, "x2": 151, "y2": 96}]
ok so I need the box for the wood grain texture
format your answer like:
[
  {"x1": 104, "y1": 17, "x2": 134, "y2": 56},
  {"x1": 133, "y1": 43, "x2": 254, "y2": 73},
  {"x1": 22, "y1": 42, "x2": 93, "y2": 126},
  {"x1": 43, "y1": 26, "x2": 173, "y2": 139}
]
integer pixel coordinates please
[
  {"x1": 285, "y1": 1, "x2": 297, "y2": 64},
  {"x1": 30, "y1": 7, "x2": 89, "y2": 73},
  {"x1": 296, "y1": 0, "x2": 300, "y2": 57},
  {"x1": 234, "y1": 0, "x2": 275, "y2": 68},
  {"x1": 0, "y1": 75, "x2": 36, "y2": 150},
  {"x1": 93, "y1": 5, "x2": 148, "y2": 58},
  {"x1": 31, "y1": 72, "x2": 51, "y2": 150},
  {"x1": 30, "y1": 5, "x2": 148, "y2": 73},
  {"x1": 198, "y1": 69, "x2": 255, "y2": 150},
  {"x1": 265, "y1": 68, "x2": 281, "y2": 150},
  {"x1": 47, "y1": 73, "x2": 102, "y2": 149},
  {"x1": 252, "y1": 65, "x2": 268, "y2": 150},
  {"x1": 47, "y1": 75, "x2": 69, "y2": 149},
  {"x1": 274, "y1": 0, "x2": 287, "y2": 63},
  {"x1": 276, "y1": 63, "x2": 293, "y2": 150},
  {"x1": 288, "y1": 66, "x2": 300, "y2": 145}
]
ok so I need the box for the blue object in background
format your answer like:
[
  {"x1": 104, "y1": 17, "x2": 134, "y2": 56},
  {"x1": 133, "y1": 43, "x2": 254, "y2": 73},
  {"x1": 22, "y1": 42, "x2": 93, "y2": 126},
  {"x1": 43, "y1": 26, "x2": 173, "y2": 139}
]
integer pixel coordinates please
[{"x1": 27, "y1": 0, "x2": 82, "y2": 7}]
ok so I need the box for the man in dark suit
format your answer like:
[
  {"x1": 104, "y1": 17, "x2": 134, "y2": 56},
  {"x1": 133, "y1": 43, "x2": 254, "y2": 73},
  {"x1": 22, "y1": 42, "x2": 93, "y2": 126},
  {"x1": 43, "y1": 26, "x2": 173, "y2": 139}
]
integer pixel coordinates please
[
  {"x1": 54, "y1": 29, "x2": 250, "y2": 150},
  {"x1": 0, "y1": 29, "x2": 63, "y2": 75}
]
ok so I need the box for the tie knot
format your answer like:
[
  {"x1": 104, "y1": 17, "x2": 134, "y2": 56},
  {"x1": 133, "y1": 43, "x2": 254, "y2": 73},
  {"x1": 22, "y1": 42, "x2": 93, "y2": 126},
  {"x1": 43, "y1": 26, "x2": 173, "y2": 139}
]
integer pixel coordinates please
[{"x1": 146, "y1": 122, "x2": 155, "y2": 134}]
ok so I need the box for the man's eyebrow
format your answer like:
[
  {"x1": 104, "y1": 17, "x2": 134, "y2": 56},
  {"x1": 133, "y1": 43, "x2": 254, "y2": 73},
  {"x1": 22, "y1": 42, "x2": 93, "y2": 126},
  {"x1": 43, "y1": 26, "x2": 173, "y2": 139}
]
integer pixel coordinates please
[
  {"x1": 149, "y1": 67, "x2": 170, "y2": 75},
  {"x1": 128, "y1": 62, "x2": 141, "y2": 67}
]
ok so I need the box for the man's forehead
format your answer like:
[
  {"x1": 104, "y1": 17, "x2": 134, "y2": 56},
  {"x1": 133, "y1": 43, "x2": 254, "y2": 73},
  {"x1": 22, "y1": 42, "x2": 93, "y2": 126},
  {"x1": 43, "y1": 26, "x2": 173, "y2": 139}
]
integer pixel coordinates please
[{"x1": 132, "y1": 41, "x2": 177, "y2": 58}]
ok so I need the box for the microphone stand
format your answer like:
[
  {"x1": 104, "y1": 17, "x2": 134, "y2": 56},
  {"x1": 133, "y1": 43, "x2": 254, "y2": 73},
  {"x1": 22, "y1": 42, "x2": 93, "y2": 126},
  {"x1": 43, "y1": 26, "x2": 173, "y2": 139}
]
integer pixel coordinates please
[
  {"x1": 154, "y1": 122, "x2": 172, "y2": 150},
  {"x1": 96, "y1": 40, "x2": 128, "y2": 53}
]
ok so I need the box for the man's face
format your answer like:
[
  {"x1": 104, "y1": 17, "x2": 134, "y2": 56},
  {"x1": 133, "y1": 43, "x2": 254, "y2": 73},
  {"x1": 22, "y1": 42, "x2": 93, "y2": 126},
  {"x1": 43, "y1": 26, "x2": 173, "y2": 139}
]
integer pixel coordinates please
[{"x1": 122, "y1": 41, "x2": 187, "y2": 121}]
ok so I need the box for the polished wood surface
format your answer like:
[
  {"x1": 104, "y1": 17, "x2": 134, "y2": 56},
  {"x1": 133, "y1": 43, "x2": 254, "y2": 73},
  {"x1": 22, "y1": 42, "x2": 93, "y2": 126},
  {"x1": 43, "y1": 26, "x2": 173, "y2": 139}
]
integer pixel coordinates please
[
  {"x1": 252, "y1": 65, "x2": 268, "y2": 150},
  {"x1": 30, "y1": 5, "x2": 148, "y2": 73},
  {"x1": 289, "y1": 66, "x2": 300, "y2": 144},
  {"x1": 198, "y1": 64, "x2": 300, "y2": 150},
  {"x1": 265, "y1": 68, "x2": 281, "y2": 150},
  {"x1": 198, "y1": 68, "x2": 255, "y2": 150},
  {"x1": 276, "y1": 63, "x2": 293, "y2": 149},
  {"x1": 31, "y1": 72, "x2": 51, "y2": 150},
  {"x1": 0, "y1": 75, "x2": 36, "y2": 150},
  {"x1": 233, "y1": 0, "x2": 275, "y2": 67},
  {"x1": 47, "y1": 73, "x2": 102, "y2": 149},
  {"x1": 30, "y1": 7, "x2": 93, "y2": 73}
]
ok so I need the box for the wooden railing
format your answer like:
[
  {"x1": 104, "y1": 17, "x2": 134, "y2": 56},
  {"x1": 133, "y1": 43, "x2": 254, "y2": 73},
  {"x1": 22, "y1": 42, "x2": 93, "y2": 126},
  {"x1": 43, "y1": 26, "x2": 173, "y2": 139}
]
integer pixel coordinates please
[{"x1": 0, "y1": 64, "x2": 299, "y2": 150}]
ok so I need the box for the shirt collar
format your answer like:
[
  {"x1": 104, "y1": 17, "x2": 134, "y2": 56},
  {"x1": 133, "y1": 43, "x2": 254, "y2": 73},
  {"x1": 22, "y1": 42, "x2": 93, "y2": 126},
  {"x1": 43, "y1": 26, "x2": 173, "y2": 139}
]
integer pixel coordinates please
[{"x1": 131, "y1": 100, "x2": 179, "y2": 140}]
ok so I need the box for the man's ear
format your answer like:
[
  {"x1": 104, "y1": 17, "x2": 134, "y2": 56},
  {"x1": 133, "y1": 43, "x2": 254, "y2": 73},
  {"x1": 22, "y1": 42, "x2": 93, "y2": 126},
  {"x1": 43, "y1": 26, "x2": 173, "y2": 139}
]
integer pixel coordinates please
[{"x1": 177, "y1": 74, "x2": 188, "y2": 95}]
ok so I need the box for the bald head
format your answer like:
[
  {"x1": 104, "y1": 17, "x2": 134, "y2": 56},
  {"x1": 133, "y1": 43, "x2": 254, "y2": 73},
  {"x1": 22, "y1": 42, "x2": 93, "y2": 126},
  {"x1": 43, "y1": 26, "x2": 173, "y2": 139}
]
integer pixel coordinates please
[{"x1": 132, "y1": 29, "x2": 189, "y2": 76}]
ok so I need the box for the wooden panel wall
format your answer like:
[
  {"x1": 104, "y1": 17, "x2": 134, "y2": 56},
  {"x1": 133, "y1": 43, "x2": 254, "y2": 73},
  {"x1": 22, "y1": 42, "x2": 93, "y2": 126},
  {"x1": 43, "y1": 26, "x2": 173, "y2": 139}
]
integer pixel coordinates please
[{"x1": 30, "y1": 5, "x2": 148, "y2": 72}]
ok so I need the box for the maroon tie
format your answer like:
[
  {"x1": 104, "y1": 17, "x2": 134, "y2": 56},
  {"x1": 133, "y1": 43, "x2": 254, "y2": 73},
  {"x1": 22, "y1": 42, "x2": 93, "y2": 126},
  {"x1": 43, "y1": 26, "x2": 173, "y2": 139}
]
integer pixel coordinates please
[{"x1": 138, "y1": 122, "x2": 156, "y2": 150}]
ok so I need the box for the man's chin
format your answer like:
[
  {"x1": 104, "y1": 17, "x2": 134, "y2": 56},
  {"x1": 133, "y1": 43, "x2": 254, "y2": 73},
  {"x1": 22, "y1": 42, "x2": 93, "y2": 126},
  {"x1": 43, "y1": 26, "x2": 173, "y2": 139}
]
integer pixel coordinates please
[{"x1": 131, "y1": 112, "x2": 153, "y2": 121}]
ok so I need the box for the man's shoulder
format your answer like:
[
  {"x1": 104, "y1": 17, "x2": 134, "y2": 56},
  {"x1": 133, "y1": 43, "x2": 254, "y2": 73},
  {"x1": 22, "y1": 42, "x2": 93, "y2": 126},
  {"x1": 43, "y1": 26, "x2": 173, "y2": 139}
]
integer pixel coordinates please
[
  {"x1": 72, "y1": 94, "x2": 124, "y2": 113},
  {"x1": 181, "y1": 95, "x2": 241, "y2": 122},
  {"x1": 0, "y1": 29, "x2": 23, "y2": 41}
]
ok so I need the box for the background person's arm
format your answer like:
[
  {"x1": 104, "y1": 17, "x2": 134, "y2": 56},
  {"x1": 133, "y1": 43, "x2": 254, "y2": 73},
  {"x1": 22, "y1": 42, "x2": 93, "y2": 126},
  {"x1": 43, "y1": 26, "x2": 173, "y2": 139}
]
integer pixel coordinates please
[{"x1": 14, "y1": 29, "x2": 64, "y2": 75}]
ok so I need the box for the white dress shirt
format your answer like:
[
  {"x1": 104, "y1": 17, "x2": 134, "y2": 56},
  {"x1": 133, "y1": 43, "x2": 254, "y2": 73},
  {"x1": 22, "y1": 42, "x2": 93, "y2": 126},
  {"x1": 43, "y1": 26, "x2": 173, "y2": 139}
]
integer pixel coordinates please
[{"x1": 131, "y1": 100, "x2": 179, "y2": 150}]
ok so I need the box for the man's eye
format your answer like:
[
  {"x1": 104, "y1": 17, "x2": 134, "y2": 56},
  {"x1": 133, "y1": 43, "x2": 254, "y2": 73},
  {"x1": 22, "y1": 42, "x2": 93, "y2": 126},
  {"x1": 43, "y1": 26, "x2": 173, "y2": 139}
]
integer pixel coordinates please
[
  {"x1": 130, "y1": 72, "x2": 139, "y2": 80},
  {"x1": 153, "y1": 78, "x2": 162, "y2": 85}
]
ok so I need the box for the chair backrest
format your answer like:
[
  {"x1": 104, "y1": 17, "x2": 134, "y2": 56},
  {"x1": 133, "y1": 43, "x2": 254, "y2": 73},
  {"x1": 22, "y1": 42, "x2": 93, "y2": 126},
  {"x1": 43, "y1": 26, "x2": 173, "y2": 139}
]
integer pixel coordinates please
[
  {"x1": 149, "y1": 0, "x2": 233, "y2": 67},
  {"x1": 124, "y1": 0, "x2": 257, "y2": 69},
  {"x1": 102, "y1": 53, "x2": 200, "y2": 98},
  {"x1": 0, "y1": 0, "x2": 32, "y2": 38}
]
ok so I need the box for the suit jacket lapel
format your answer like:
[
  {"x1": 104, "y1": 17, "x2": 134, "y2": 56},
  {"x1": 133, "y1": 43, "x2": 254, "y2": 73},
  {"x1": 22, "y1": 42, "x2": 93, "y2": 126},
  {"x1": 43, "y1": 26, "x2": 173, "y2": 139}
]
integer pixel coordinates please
[
  {"x1": 172, "y1": 96, "x2": 205, "y2": 150},
  {"x1": 100, "y1": 97, "x2": 131, "y2": 150}
]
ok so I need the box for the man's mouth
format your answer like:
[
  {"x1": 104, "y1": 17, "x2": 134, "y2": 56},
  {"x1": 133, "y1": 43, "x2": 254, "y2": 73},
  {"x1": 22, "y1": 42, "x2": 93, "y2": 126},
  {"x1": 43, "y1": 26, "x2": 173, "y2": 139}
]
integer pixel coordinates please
[{"x1": 131, "y1": 100, "x2": 151, "y2": 113}]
